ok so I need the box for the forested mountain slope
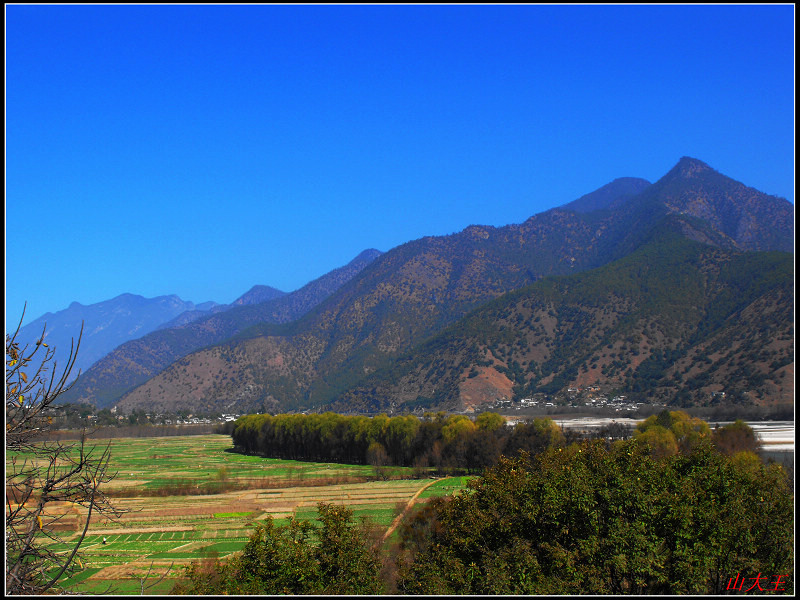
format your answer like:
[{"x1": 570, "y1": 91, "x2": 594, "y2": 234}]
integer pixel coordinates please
[{"x1": 331, "y1": 226, "x2": 793, "y2": 413}]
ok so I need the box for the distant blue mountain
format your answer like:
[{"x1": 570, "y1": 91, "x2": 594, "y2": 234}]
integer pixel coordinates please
[
  {"x1": 13, "y1": 294, "x2": 219, "y2": 378},
  {"x1": 154, "y1": 285, "x2": 289, "y2": 330},
  {"x1": 57, "y1": 248, "x2": 383, "y2": 408}
]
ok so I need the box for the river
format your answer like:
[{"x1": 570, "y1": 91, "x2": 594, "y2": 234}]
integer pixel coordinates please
[{"x1": 548, "y1": 417, "x2": 794, "y2": 453}]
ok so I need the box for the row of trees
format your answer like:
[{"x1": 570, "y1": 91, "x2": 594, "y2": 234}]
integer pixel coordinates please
[
  {"x1": 176, "y1": 428, "x2": 793, "y2": 594},
  {"x1": 43, "y1": 403, "x2": 235, "y2": 430},
  {"x1": 232, "y1": 409, "x2": 764, "y2": 474},
  {"x1": 231, "y1": 411, "x2": 565, "y2": 473}
]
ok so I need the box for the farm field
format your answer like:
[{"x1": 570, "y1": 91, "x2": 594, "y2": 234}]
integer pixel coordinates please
[{"x1": 11, "y1": 434, "x2": 468, "y2": 594}]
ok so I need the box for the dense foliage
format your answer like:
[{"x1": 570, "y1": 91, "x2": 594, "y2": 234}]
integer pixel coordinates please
[
  {"x1": 395, "y1": 441, "x2": 794, "y2": 594},
  {"x1": 231, "y1": 411, "x2": 564, "y2": 473}
]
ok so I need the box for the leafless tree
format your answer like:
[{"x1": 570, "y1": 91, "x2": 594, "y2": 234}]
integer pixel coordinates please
[{"x1": 6, "y1": 307, "x2": 125, "y2": 594}]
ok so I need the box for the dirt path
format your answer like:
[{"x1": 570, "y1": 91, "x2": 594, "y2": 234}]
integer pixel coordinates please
[{"x1": 382, "y1": 479, "x2": 441, "y2": 542}]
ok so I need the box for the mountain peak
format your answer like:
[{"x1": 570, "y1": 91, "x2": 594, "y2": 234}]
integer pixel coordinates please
[
  {"x1": 644, "y1": 156, "x2": 794, "y2": 253},
  {"x1": 350, "y1": 249, "x2": 383, "y2": 264},
  {"x1": 232, "y1": 285, "x2": 287, "y2": 307},
  {"x1": 671, "y1": 156, "x2": 714, "y2": 178}
]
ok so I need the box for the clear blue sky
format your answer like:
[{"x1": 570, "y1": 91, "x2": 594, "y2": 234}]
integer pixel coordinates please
[{"x1": 5, "y1": 4, "x2": 795, "y2": 327}]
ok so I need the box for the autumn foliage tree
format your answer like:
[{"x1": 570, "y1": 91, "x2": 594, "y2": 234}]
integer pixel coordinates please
[
  {"x1": 231, "y1": 411, "x2": 567, "y2": 474},
  {"x1": 633, "y1": 409, "x2": 712, "y2": 458},
  {"x1": 6, "y1": 311, "x2": 123, "y2": 594},
  {"x1": 713, "y1": 418, "x2": 761, "y2": 455}
]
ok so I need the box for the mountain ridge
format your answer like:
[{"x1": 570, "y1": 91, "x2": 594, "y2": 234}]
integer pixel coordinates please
[
  {"x1": 111, "y1": 157, "x2": 794, "y2": 415},
  {"x1": 330, "y1": 225, "x2": 793, "y2": 413},
  {"x1": 59, "y1": 248, "x2": 383, "y2": 408},
  {"x1": 561, "y1": 177, "x2": 652, "y2": 213}
]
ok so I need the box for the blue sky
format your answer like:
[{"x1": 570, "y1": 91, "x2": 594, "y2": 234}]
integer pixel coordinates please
[{"x1": 5, "y1": 4, "x2": 795, "y2": 327}]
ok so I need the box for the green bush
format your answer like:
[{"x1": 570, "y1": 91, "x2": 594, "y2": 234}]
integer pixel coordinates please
[{"x1": 173, "y1": 503, "x2": 383, "y2": 595}]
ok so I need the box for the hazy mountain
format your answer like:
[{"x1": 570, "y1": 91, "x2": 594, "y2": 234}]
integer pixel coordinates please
[
  {"x1": 12, "y1": 294, "x2": 216, "y2": 377},
  {"x1": 153, "y1": 287, "x2": 288, "y2": 331},
  {"x1": 112, "y1": 157, "x2": 793, "y2": 415},
  {"x1": 60, "y1": 249, "x2": 382, "y2": 408},
  {"x1": 154, "y1": 303, "x2": 230, "y2": 330}
]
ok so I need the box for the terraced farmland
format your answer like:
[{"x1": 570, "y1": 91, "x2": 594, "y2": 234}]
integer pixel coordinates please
[{"x1": 13, "y1": 434, "x2": 467, "y2": 594}]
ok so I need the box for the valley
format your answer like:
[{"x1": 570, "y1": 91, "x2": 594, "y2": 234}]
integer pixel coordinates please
[
  {"x1": 16, "y1": 415, "x2": 792, "y2": 594},
  {"x1": 12, "y1": 434, "x2": 469, "y2": 595}
]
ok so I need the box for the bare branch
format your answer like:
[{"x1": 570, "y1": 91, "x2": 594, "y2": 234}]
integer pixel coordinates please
[
  {"x1": 6, "y1": 315, "x2": 124, "y2": 595},
  {"x1": 140, "y1": 560, "x2": 174, "y2": 594}
]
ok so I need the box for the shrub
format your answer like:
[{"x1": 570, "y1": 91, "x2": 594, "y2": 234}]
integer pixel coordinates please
[{"x1": 173, "y1": 503, "x2": 384, "y2": 595}]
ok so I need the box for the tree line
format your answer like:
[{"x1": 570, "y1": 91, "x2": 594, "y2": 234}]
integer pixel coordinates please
[
  {"x1": 231, "y1": 409, "x2": 765, "y2": 475},
  {"x1": 231, "y1": 411, "x2": 567, "y2": 474}
]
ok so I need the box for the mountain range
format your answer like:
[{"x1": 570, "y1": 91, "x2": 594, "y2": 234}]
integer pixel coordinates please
[
  {"x1": 13, "y1": 294, "x2": 221, "y2": 378},
  {"x1": 57, "y1": 249, "x2": 381, "y2": 408},
  {"x1": 38, "y1": 157, "x2": 793, "y2": 416}
]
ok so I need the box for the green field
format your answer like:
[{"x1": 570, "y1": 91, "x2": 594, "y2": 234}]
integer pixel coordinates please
[{"x1": 12, "y1": 434, "x2": 467, "y2": 594}]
